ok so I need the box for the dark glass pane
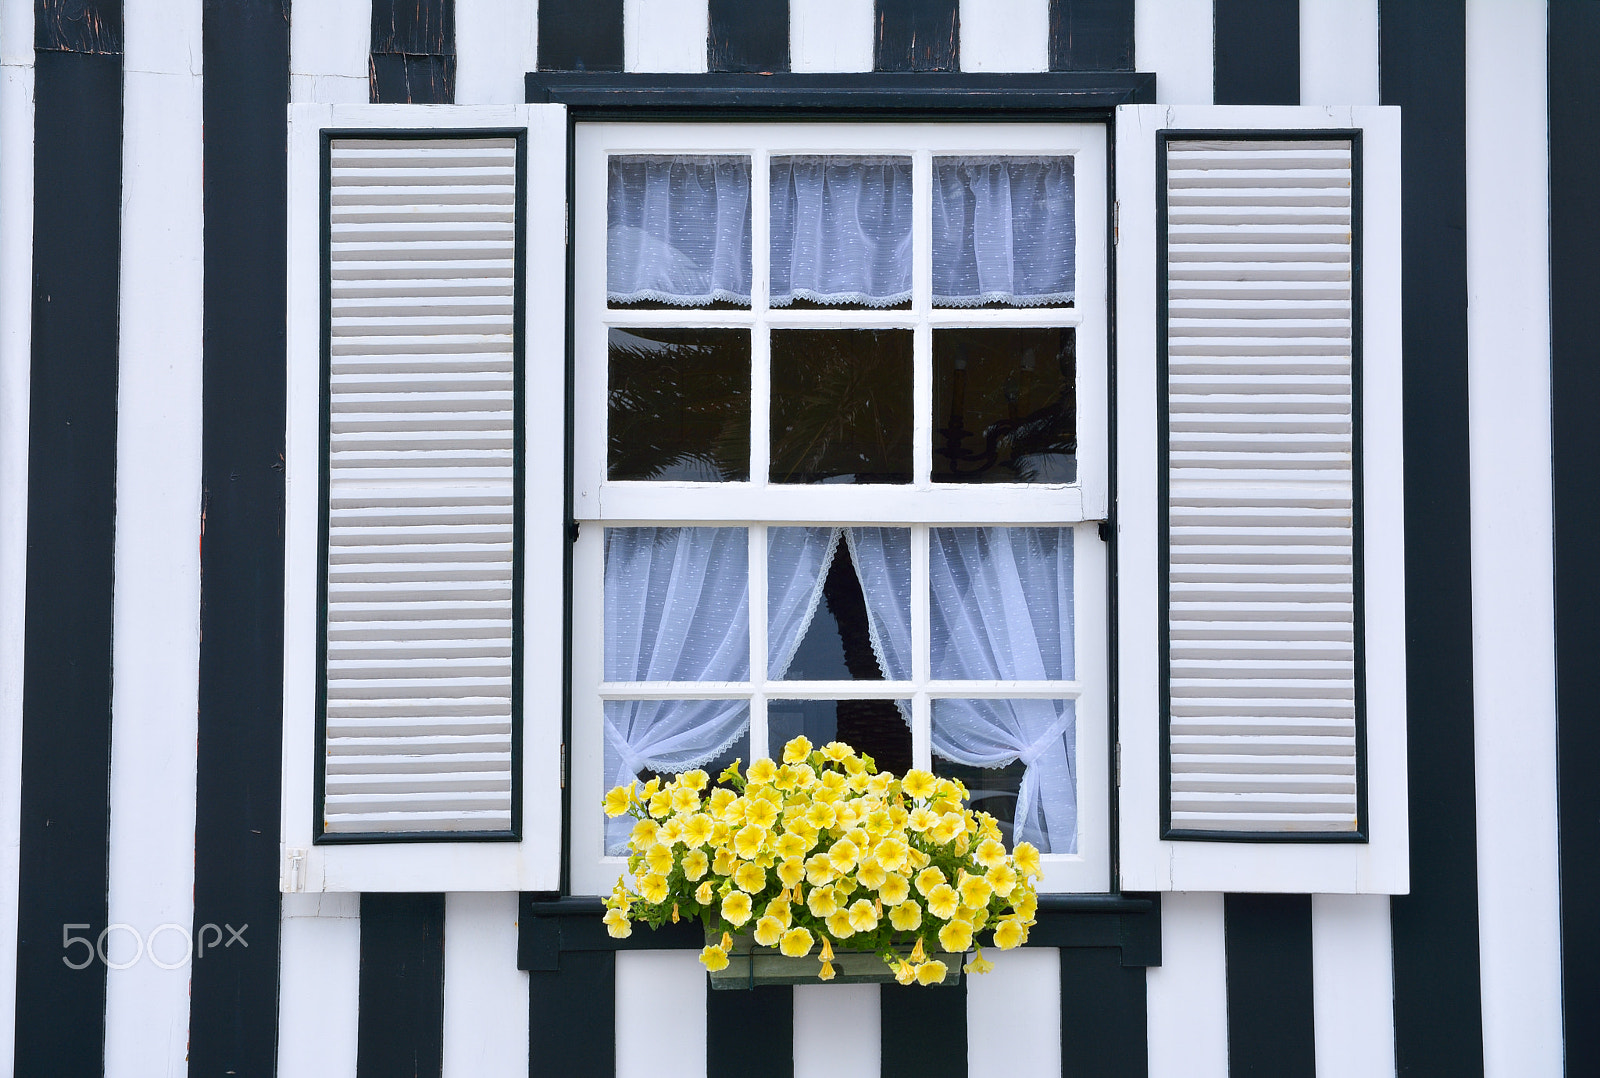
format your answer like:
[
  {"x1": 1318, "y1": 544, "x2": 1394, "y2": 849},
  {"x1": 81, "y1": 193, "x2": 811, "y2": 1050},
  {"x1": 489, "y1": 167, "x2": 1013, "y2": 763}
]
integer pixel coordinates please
[
  {"x1": 608, "y1": 328, "x2": 749, "y2": 481},
  {"x1": 932, "y1": 327, "x2": 1076, "y2": 484},
  {"x1": 931, "y1": 753, "x2": 1030, "y2": 847},
  {"x1": 778, "y1": 537, "x2": 884, "y2": 681},
  {"x1": 770, "y1": 329, "x2": 912, "y2": 484},
  {"x1": 770, "y1": 700, "x2": 911, "y2": 776}
]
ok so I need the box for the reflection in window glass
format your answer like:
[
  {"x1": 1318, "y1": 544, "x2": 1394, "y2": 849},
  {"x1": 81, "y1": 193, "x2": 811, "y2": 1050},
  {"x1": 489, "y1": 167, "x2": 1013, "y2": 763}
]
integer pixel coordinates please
[
  {"x1": 933, "y1": 699, "x2": 1076, "y2": 853},
  {"x1": 932, "y1": 156, "x2": 1075, "y2": 308},
  {"x1": 607, "y1": 155, "x2": 752, "y2": 308},
  {"x1": 933, "y1": 328, "x2": 1076, "y2": 484},
  {"x1": 770, "y1": 156, "x2": 913, "y2": 309},
  {"x1": 770, "y1": 330, "x2": 912, "y2": 484},
  {"x1": 608, "y1": 328, "x2": 750, "y2": 481},
  {"x1": 770, "y1": 700, "x2": 911, "y2": 777}
]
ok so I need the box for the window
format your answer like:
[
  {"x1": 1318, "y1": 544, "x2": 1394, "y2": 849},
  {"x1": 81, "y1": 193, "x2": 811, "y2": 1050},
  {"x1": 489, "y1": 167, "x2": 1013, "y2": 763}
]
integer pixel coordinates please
[{"x1": 567, "y1": 123, "x2": 1110, "y2": 895}]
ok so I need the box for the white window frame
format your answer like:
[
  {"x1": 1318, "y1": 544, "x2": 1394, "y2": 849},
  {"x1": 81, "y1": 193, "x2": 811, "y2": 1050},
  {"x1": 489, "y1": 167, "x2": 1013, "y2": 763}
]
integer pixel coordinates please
[{"x1": 568, "y1": 121, "x2": 1111, "y2": 896}]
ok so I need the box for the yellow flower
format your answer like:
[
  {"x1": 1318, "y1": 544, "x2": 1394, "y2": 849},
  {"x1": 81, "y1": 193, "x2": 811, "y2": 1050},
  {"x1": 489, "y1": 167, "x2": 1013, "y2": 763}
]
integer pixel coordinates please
[
  {"x1": 834, "y1": 874, "x2": 857, "y2": 898},
  {"x1": 639, "y1": 873, "x2": 668, "y2": 904},
  {"x1": 793, "y1": 766, "x2": 818, "y2": 790},
  {"x1": 901, "y1": 769, "x2": 938, "y2": 800},
  {"x1": 780, "y1": 927, "x2": 814, "y2": 957},
  {"x1": 847, "y1": 899, "x2": 879, "y2": 933},
  {"x1": 1014, "y1": 889, "x2": 1038, "y2": 921},
  {"x1": 1014, "y1": 841, "x2": 1042, "y2": 878},
  {"x1": 734, "y1": 861, "x2": 766, "y2": 893},
  {"x1": 958, "y1": 873, "x2": 993, "y2": 909},
  {"x1": 985, "y1": 862, "x2": 1017, "y2": 898},
  {"x1": 910, "y1": 938, "x2": 926, "y2": 963},
  {"x1": 765, "y1": 897, "x2": 792, "y2": 926},
  {"x1": 733, "y1": 824, "x2": 766, "y2": 859},
  {"x1": 879, "y1": 873, "x2": 911, "y2": 906},
  {"x1": 888, "y1": 804, "x2": 910, "y2": 829},
  {"x1": 645, "y1": 843, "x2": 675, "y2": 876},
  {"x1": 745, "y1": 797, "x2": 779, "y2": 830},
  {"x1": 805, "y1": 801, "x2": 837, "y2": 831},
  {"x1": 865, "y1": 809, "x2": 892, "y2": 838},
  {"x1": 834, "y1": 802, "x2": 860, "y2": 830},
  {"x1": 753, "y1": 915, "x2": 784, "y2": 947},
  {"x1": 820, "y1": 937, "x2": 834, "y2": 961},
  {"x1": 775, "y1": 831, "x2": 808, "y2": 860},
  {"x1": 804, "y1": 853, "x2": 835, "y2": 886},
  {"x1": 778, "y1": 857, "x2": 806, "y2": 888},
  {"x1": 818, "y1": 960, "x2": 836, "y2": 981},
  {"x1": 682, "y1": 848, "x2": 710, "y2": 881},
  {"x1": 915, "y1": 866, "x2": 947, "y2": 897},
  {"x1": 873, "y1": 837, "x2": 909, "y2": 874},
  {"x1": 682, "y1": 768, "x2": 709, "y2": 792},
  {"x1": 699, "y1": 944, "x2": 729, "y2": 972},
  {"x1": 827, "y1": 909, "x2": 855, "y2": 938},
  {"x1": 683, "y1": 813, "x2": 715, "y2": 848},
  {"x1": 895, "y1": 959, "x2": 916, "y2": 985},
  {"x1": 712, "y1": 848, "x2": 737, "y2": 876},
  {"x1": 826, "y1": 838, "x2": 859, "y2": 875},
  {"x1": 774, "y1": 765, "x2": 798, "y2": 791},
  {"x1": 807, "y1": 885, "x2": 839, "y2": 919},
  {"x1": 603, "y1": 785, "x2": 634, "y2": 817},
  {"x1": 721, "y1": 891, "x2": 753, "y2": 927},
  {"x1": 993, "y1": 916, "x2": 1027, "y2": 950},
  {"x1": 783, "y1": 736, "x2": 813, "y2": 764},
  {"x1": 842, "y1": 754, "x2": 866, "y2": 777},
  {"x1": 789, "y1": 820, "x2": 819, "y2": 849},
  {"x1": 926, "y1": 883, "x2": 960, "y2": 920},
  {"x1": 719, "y1": 759, "x2": 742, "y2": 785},
  {"x1": 890, "y1": 900, "x2": 922, "y2": 931},
  {"x1": 964, "y1": 948, "x2": 995, "y2": 975},
  {"x1": 748, "y1": 758, "x2": 778, "y2": 785},
  {"x1": 978, "y1": 813, "x2": 1002, "y2": 842},
  {"x1": 695, "y1": 880, "x2": 714, "y2": 904},
  {"x1": 659, "y1": 817, "x2": 687, "y2": 847},
  {"x1": 630, "y1": 818, "x2": 660, "y2": 848},
  {"x1": 856, "y1": 857, "x2": 887, "y2": 891},
  {"x1": 822, "y1": 742, "x2": 851, "y2": 763},
  {"x1": 671, "y1": 785, "x2": 700, "y2": 813},
  {"x1": 930, "y1": 813, "x2": 964, "y2": 845},
  {"x1": 603, "y1": 908, "x2": 632, "y2": 938},
  {"x1": 974, "y1": 837, "x2": 1008, "y2": 869},
  {"x1": 722, "y1": 797, "x2": 748, "y2": 826},
  {"x1": 847, "y1": 772, "x2": 872, "y2": 794},
  {"x1": 867, "y1": 773, "x2": 894, "y2": 797},
  {"x1": 820, "y1": 771, "x2": 848, "y2": 794},
  {"x1": 908, "y1": 806, "x2": 939, "y2": 833},
  {"x1": 708, "y1": 787, "x2": 737, "y2": 817},
  {"x1": 648, "y1": 791, "x2": 672, "y2": 818},
  {"x1": 641, "y1": 778, "x2": 661, "y2": 799},
  {"x1": 938, "y1": 919, "x2": 973, "y2": 954},
  {"x1": 916, "y1": 960, "x2": 948, "y2": 985},
  {"x1": 963, "y1": 905, "x2": 989, "y2": 931}
]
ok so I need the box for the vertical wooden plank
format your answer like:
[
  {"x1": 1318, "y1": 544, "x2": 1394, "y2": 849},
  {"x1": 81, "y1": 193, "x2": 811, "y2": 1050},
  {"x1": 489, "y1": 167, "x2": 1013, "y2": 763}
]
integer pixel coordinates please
[
  {"x1": 880, "y1": 979, "x2": 967, "y2": 1078},
  {"x1": 961, "y1": 0, "x2": 1048, "y2": 72},
  {"x1": 442, "y1": 893, "x2": 530, "y2": 1078},
  {"x1": 1298, "y1": 0, "x2": 1378, "y2": 106},
  {"x1": 278, "y1": 894, "x2": 362, "y2": 1078},
  {"x1": 538, "y1": 0, "x2": 625, "y2": 72},
  {"x1": 34, "y1": 0, "x2": 121, "y2": 52},
  {"x1": 968, "y1": 948, "x2": 1062, "y2": 1078},
  {"x1": 1223, "y1": 894, "x2": 1315, "y2": 1078},
  {"x1": 709, "y1": 0, "x2": 790, "y2": 72},
  {"x1": 1058, "y1": 949, "x2": 1146, "y2": 1078},
  {"x1": 707, "y1": 982, "x2": 793, "y2": 1078},
  {"x1": 369, "y1": 0, "x2": 456, "y2": 103},
  {"x1": 873, "y1": 0, "x2": 959, "y2": 72},
  {"x1": 1049, "y1": 0, "x2": 1134, "y2": 71},
  {"x1": 1133, "y1": 0, "x2": 1211, "y2": 105},
  {"x1": 791, "y1": 0, "x2": 874, "y2": 72},
  {"x1": 623, "y1": 0, "x2": 709, "y2": 73},
  {"x1": 1310, "y1": 895, "x2": 1394, "y2": 1078},
  {"x1": 358, "y1": 893, "x2": 447, "y2": 1078},
  {"x1": 530, "y1": 950, "x2": 616, "y2": 1078},
  {"x1": 794, "y1": 983, "x2": 877, "y2": 1078},
  {"x1": 1145, "y1": 892, "x2": 1227, "y2": 1078},
  {"x1": 1212, "y1": 0, "x2": 1297, "y2": 105}
]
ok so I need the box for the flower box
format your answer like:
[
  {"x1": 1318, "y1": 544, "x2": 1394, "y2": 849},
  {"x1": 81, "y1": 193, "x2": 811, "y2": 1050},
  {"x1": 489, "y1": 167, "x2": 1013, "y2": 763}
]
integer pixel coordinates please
[{"x1": 707, "y1": 931, "x2": 964, "y2": 990}]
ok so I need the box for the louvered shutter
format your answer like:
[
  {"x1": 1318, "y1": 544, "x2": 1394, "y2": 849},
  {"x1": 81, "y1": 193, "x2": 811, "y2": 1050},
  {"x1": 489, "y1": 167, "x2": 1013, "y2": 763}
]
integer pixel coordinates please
[
  {"x1": 284, "y1": 105, "x2": 567, "y2": 892},
  {"x1": 1115, "y1": 106, "x2": 1408, "y2": 894}
]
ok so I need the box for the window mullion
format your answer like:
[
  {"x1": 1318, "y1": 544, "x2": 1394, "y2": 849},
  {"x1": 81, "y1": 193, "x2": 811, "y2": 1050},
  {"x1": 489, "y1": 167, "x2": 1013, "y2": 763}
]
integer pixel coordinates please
[
  {"x1": 750, "y1": 523, "x2": 769, "y2": 760},
  {"x1": 751, "y1": 148, "x2": 771, "y2": 491},
  {"x1": 913, "y1": 149, "x2": 933, "y2": 490},
  {"x1": 912, "y1": 523, "x2": 931, "y2": 770}
]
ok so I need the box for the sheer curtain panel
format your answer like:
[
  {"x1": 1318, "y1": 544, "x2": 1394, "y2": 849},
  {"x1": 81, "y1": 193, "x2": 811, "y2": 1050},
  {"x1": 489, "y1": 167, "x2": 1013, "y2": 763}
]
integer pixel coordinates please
[
  {"x1": 932, "y1": 157, "x2": 1075, "y2": 307},
  {"x1": 769, "y1": 156, "x2": 915, "y2": 307},
  {"x1": 607, "y1": 156, "x2": 753, "y2": 307}
]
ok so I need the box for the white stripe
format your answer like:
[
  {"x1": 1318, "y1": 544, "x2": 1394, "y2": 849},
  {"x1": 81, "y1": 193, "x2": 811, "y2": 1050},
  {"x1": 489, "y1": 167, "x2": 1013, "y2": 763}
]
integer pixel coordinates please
[
  {"x1": 103, "y1": 2, "x2": 204, "y2": 1073},
  {"x1": 289, "y1": 0, "x2": 370, "y2": 104},
  {"x1": 1466, "y1": 3, "x2": 1565, "y2": 1075},
  {"x1": 794, "y1": 982, "x2": 879, "y2": 1078},
  {"x1": 277, "y1": 894, "x2": 361, "y2": 1078},
  {"x1": 791, "y1": 0, "x2": 874, "y2": 73},
  {"x1": 615, "y1": 950, "x2": 707, "y2": 1078},
  {"x1": 967, "y1": 948, "x2": 1060, "y2": 1078},
  {"x1": 1298, "y1": 0, "x2": 1379, "y2": 106},
  {"x1": 959, "y1": 0, "x2": 1049, "y2": 72},
  {"x1": 1145, "y1": 892, "x2": 1229, "y2": 1078},
  {"x1": 442, "y1": 892, "x2": 528, "y2": 1078},
  {"x1": 625, "y1": 0, "x2": 710, "y2": 73},
  {"x1": 1311, "y1": 894, "x2": 1395, "y2": 1078},
  {"x1": 455, "y1": 0, "x2": 540, "y2": 105},
  {"x1": 1135, "y1": 0, "x2": 1214, "y2": 105}
]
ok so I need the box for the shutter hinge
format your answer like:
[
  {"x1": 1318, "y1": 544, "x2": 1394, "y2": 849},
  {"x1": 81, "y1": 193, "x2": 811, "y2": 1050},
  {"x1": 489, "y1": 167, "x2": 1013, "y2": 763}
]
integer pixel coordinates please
[
  {"x1": 567, "y1": 521, "x2": 580, "y2": 542},
  {"x1": 560, "y1": 742, "x2": 567, "y2": 789},
  {"x1": 1113, "y1": 200, "x2": 1119, "y2": 246},
  {"x1": 1097, "y1": 520, "x2": 1112, "y2": 542},
  {"x1": 282, "y1": 847, "x2": 308, "y2": 892}
]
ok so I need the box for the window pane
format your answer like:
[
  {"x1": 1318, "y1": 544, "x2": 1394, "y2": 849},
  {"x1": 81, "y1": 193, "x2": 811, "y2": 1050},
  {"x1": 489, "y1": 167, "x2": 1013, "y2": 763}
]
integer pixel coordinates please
[
  {"x1": 932, "y1": 699, "x2": 1075, "y2": 854},
  {"x1": 769, "y1": 527, "x2": 911, "y2": 681},
  {"x1": 603, "y1": 527, "x2": 750, "y2": 682},
  {"x1": 608, "y1": 328, "x2": 750, "y2": 482},
  {"x1": 770, "y1": 156, "x2": 913, "y2": 309},
  {"x1": 930, "y1": 527, "x2": 1074, "y2": 681},
  {"x1": 770, "y1": 330, "x2": 912, "y2": 484},
  {"x1": 933, "y1": 328, "x2": 1076, "y2": 484},
  {"x1": 932, "y1": 156, "x2": 1075, "y2": 308},
  {"x1": 604, "y1": 706, "x2": 749, "y2": 854},
  {"x1": 607, "y1": 155, "x2": 752, "y2": 308},
  {"x1": 770, "y1": 700, "x2": 911, "y2": 776}
]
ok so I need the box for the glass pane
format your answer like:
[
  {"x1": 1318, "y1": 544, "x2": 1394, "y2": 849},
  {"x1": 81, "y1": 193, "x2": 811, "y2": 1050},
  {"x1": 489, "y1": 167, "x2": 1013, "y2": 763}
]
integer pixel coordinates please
[
  {"x1": 770, "y1": 156, "x2": 913, "y2": 309},
  {"x1": 769, "y1": 528, "x2": 911, "y2": 681},
  {"x1": 608, "y1": 155, "x2": 752, "y2": 309},
  {"x1": 932, "y1": 698, "x2": 1076, "y2": 854},
  {"x1": 603, "y1": 527, "x2": 750, "y2": 682},
  {"x1": 770, "y1": 330, "x2": 913, "y2": 484},
  {"x1": 932, "y1": 156, "x2": 1074, "y2": 308},
  {"x1": 608, "y1": 328, "x2": 750, "y2": 481},
  {"x1": 929, "y1": 527, "x2": 1074, "y2": 681},
  {"x1": 604, "y1": 706, "x2": 749, "y2": 854},
  {"x1": 933, "y1": 328, "x2": 1076, "y2": 484},
  {"x1": 770, "y1": 700, "x2": 911, "y2": 777}
]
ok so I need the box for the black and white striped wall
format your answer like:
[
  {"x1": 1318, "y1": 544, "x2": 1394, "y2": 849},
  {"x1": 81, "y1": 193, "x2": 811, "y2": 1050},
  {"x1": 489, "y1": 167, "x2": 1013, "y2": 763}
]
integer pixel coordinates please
[{"x1": 0, "y1": 1, "x2": 1590, "y2": 1076}]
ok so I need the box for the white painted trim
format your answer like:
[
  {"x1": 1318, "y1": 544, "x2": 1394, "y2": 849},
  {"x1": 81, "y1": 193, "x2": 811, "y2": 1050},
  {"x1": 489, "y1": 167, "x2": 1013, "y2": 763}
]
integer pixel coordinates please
[
  {"x1": 615, "y1": 951, "x2": 707, "y2": 1078},
  {"x1": 959, "y1": 0, "x2": 1049, "y2": 73},
  {"x1": 277, "y1": 893, "x2": 361, "y2": 1078},
  {"x1": 1145, "y1": 892, "x2": 1229, "y2": 1078},
  {"x1": 790, "y1": 0, "x2": 874, "y2": 74},
  {"x1": 1465, "y1": 3, "x2": 1565, "y2": 1073},
  {"x1": 289, "y1": 0, "x2": 370, "y2": 104},
  {"x1": 968, "y1": 947, "x2": 1061, "y2": 1078},
  {"x1": 1134, "y1": 0, "x2": 1214, "y2": 105},
  {"x1": 455, "y1": 0, "x2": 540, "y2": 105},
  {"x1": 1299, "y1": 0, "x2": 1379, "y2": 107},
  {"x1": 442, "y1": 892, "x2": 529, "y2": 1078},
  {"x1": 794, "y1": 982, "x2": 879, "y2": 1078},
  {"x1": 1115, "y1": 104, "x2": 1409, "y2": 894},
  {"x1": 103, "y1": 4, "x2": 205, "y2": 1073},
  {"x1": 624, "y1": 0, "x2": 710, "y2": 74},
  {"x1": 0, "y1": 0, "x2": 32, "y2": 1066},
  {"x1": 1311, "y1": 894, "x2": 1395, "y2": 1078}
]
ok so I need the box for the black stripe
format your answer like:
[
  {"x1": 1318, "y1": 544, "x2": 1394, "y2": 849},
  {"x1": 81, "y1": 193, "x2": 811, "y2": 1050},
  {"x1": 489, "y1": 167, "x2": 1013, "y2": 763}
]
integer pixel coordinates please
[
  {"x1": 1380, "y1": 6, "x2": 1485, "y2": 1077},
  {"x1": 188, "y1": 1, "x2": 289, "y2": 1075},
  {"x1": 1550, "y1": 3, "x2": 1600, "y2": 1074},
  {"x1": 357, "y1": 894, "x2": 446, "y2": 1078},
  {"x1": 538, "y1": 0, "x2": 624, "y2": 73},
  {"x1": 12, "y1": 45, "x2": 122, "y2": 1078},
  {"x1": 1212, "y1": 0, "x2": 1299, "y2": 105},
  {"x1": 35, "y1": 0, "x2": 121, "y2": 53},
  {"x1": 1059, "y1": 949, "x2": 1147, "y2": 1077},
  {"x1": 1223, "y1": 895, "x2": 1315, "y2": 1078},
  {"x1": 706, "y1": 983, "x2": 792, "y2": 1078},
  {"x1": 880, "y1": 979, "x2": 966, "y2": 1078},
  {"x1": 1048, "y1": 0, "x2": 1135, "y2": 72},
  {"x1": 873, "y1": 0, "x2": 959, "y2": 73},
  {"x1": 530, "y1": 950, "x2": 616, "y2": 1077},
  {"x1": 370, "y1": 0, "x2": 456, "y2": 103},
  {"x1": 709, "y1": 0, "x2": 790, "y2": 73}
]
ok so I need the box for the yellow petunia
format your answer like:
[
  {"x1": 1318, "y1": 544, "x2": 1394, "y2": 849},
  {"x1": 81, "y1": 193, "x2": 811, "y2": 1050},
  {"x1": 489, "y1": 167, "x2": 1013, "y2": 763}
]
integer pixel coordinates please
[
  {"x1": 780, "y1": 927, "x2": 814, "y2": 957},
  {"x1": 930, "y1": 812, "x2": 964, "y2": 845},
  {"x1": 964, "y1": 947, "x2": 995, "y2": 975},
  {"x1": 818, "y1": 960, "x2": 836, "y2": 981},
  {"x1": 847, "y1": 772, "x2": 872, "y2": 794},
  {"x1": 974, "y1": 837, "x2": 1008, "y2": 869},
  {"x1": 695, "y1": 880, "x2": 714, "y2": 904},
  {"x1": 879, "y1": 873, "x2": 911, "y2": 906},
  {"x1": 721, "y1": 890, "x2": 753, "y2": 927},
  {"x1": 926, "y1": 883, "x2": 960, "y2": 920},
  {"x1": 992, "y1": 916, "x2": 1027, "y2": 950},
  {"x1": 908, "y1": 806, "x2": 939, "y2": 833},
  {"x1": 719, "y1": 758, "x2": 743, "y2": 785},
  {"x1": 867, "y1": 773, "x2": 894, "y2": 797},
  {"x1": 958, "y1": 873, "x2": 993, "y2": 909},
  {"x1": 1013, "y1": 841, "x2": 1042, "y2": 879},
  {"x1": 774, "y1": 765, "x2": 798, "y2": 791},
  {"x1": 833, "y1": 802, "x2": 859, "y2": 831},
  {"x1": 721, "y1": 797, "x2": 748, "y2": 826},
  {"x1": 805, "y1": 853, "x2": 835, "y2": 886},
  {"x1": 826, "y1": 909, "x2": 855, "y2": 939},
  {"x1": 916, "y1": 960, "x2": 948, "y2": 985},
  {"x1": 915, "y1": 866, "x2": 947, "y2": 897},
  {"x1": 856, "y1": 857, "x2": 888, "y2": 890},
  {"x1": 753, "y1": 915, "x2": 784, "y2": 947},
  {"x1": 708, "y1": 787, "x2": 737, "y2": 817},
  {"x1": 805, "y1": 801, "x2": 837, "y2": 832},
  {"x1": 826, "y1": 838, "x2": 859, "y2": 875},
  {"x1": 793, "y1": 765, "x2": 818, "y2": 790},
  {"x1": 734, "y1": 861, "x2": 767, "y2": 893},
  {"x1": 603, "y1": 908, "x2": 632, "y2": 939},
  {"x1": 712, "y1": 848, "x2": 737, "y2": 876},
  {"x1": 630, "y1": 818, "x2": 659, "y2": 849},
  {"x1": 821, "y1": 742, "x2": 851, "y2": 763},
  {"x1": 765, "y1": 897, "x2": 792, "y2": 927},
  {"x1": 865, "y1": 809, "x2": 892, "y2": 838},
  {"x1": 895, "y1": 959, "x2": 916, "y2": 985},
  {"x1": 659, "y1": 817, "x2": 686, "y2": 847},
  {"x1": 1014, "y1": 889, "x2": 1038, "y2": 921},
  {"x1": 938, "y1": 919, "x2": 973, "y2": 954},
  {"x1": 888, "y1": 804, "x2": 910, "y2": 829},
  {"x1": 774, "y1": 831, "x2": 808, "y2": 860},
  {"x1": 638, "y1": 873, "x2": 668, "y2": 904},
  {"x1": 901, "y1": 769, "x2": 938, "y2": 800},
  {"x1": 783, "y1": 736, "x2": 813, "y2": 764},
  {"x1": 820, "y1": 770, "x2": 848, "y2": 793},
  {"x1": 603, "y1": 785, "x2": 634, "y2": 817},
  {"x1": 873, "y1": 837, "x2": 908, "y2": 874},
  {"x1": 985, "y1": 862, "x2": 1017, "y2": 898},
  {"x1": 648, "y1": 791, "x2": 672, "y2": 818},
  {"x1": 843, "y1": 754, "x2": 866, "y2": 777},
  {"x1": 847, "y1": 899, "x2": 879, "y2": 933},
  {"x1": 778, "y1": 857, "x2": 806, "y2": 888},
  {"x1": 682, "y1": 848, "x2": 710, "y2": 881},
  {"x1": 745, "y1": 797, "x2": 779, "y2": 830},
  {"x1": 733, "y1": 823, "x2": 766, "y2": 859},
  {"x1": 890, "y1": 899, "x2": 923, "y2": 931},
  {"x1": 645, "y1": 843, "x2": 675, "y2": 876},
  {"x1": 681, "y1": 768, "x2": 709, "y2": 792},
  {"x1": 699, "y1": 944, "x2": 729, "y2": 972},
  {"x1": 807, "y1": 885, "x2": 839, "y2": 919},
  {"x1": 748, "y1": 758, "x2": 778, "y2": 785},
  {"x1": 682, "y1": 813, "x2": 715, "y2": 848},
  {"x1": 671, "y1": 785, "x2": 700, "y2": 813}
]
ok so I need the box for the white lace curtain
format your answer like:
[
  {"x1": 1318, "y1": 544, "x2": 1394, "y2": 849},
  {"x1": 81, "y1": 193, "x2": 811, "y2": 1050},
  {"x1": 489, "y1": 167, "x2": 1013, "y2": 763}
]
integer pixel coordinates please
[{"x1": 606, "y1": 154, "x2": 1074, "y2": 309}]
